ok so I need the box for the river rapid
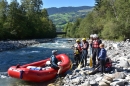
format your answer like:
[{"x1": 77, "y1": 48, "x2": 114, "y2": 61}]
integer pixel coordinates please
[{"x1": 0, "y1": 38, "x2": 75, "y2": 86}]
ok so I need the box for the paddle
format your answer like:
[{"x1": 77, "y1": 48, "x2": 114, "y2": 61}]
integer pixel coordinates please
[
  {"x1": 69, "y1": 60, "x2": 73, "y2": 70},
  {"x1": 89, "y1": 56, "x2": 93, "y2": 67},
  {"x1": 89, "y1": 47, "x2": 93, "y2": 67}
]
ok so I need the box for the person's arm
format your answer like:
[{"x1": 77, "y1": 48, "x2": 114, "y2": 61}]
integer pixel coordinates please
[
  {"x1": 87, "y1": 42, "x2": 89, "y2": 49},
  {"x1": 99, "y1": 39, "x2": 102, "y2": 45},
  {"x1": 98, "y1": 49, "x2": 103, "y2": 59}
]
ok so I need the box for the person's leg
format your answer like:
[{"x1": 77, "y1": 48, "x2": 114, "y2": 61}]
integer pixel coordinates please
[
  {"x1": 84, "y1": 50, "x2": 88, "y2": 66},
  {"x1": 100, "y1": 59, "x2": 105, "y2": 74},
  {"x1": 57, "y1": 66, "x2": 63, "y2": 76},
  {"x1": 102, "y1": 59, "x2": 105, "y2": 73},
  {"x1": 75, "y1": 55, "x2": 78, "y2": 66},
  {"x1": 81, "y1": 51, "x2": 85, "y2": 67},
  {"x1": 92, "y1": 49, "x2": 96, "y2": 67},
  {"x1": 96, "y1": 48, "x2": 100, "y2": 63},
  {"x1": 74, "y1": 55, "x2": 77, "y2": 63},
  {"x1": 77, "y1": 54, "x2": 80, "y2": 65}
]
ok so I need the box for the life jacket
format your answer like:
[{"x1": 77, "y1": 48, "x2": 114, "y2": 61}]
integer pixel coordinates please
[
  {"x1": 82, "y1": 41, "x2": 89, "y2": 50},
  {"x1": 105, "y1": 58, "x2": 112, "y2": 68},
  {"x1": 74, "y1": 43, "x2": 82, "y2": 52},
  {"x1": 50, "y1": 55, "x2": 58, "y2": 67},
  {"x1": 105, "y1": 58, "x2": 112, "y2": 72},
  {"x1": 92, "y1": 39, "x2": 101, "y2": 48},
  {"x1": 74, "y1": 49, "x2": 79, "y2": 54}
]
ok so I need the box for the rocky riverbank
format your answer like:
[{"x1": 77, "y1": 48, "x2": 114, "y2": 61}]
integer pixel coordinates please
[
  {"x1": 49, "y1": 40, "x2": 130, "y2": 86},
  {"x1": 0, "y1": 39, "x2": 53, "y2": 52}
]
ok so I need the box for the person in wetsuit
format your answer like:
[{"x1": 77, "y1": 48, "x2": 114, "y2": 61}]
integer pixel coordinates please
[{"x1": 50, "y1": 50, "x2": 62, "y2": 77}]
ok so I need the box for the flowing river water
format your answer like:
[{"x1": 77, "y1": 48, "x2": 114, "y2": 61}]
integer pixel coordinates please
[{"x1": 0, "y1": 38, "x2": 75, "y2": 86}]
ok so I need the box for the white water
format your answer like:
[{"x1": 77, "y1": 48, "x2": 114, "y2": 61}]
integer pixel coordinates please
[{"x1": 0, "y1": 38, "x2": 75, "y2": 86}]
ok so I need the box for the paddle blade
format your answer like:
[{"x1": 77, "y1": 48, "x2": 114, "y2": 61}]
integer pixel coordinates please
[
  {"x1": 77, "y1": 63, "x2": 82, "y2": 69},
  {"x1": 89, "y1": 57, "x2": 93, "y2": 67},
  {"x1": 69, "y1": 60, "x2": 73, "y2": 70}
]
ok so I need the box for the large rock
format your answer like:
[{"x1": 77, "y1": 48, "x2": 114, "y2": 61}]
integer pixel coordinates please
[
  {"x1": 99, "y1": 81, "x2": 109, "y2": 86},
  {"x1": 103, "y1": 75, "x2": 113, "y2": 82},
  {"x1": 95, "y1": 77, "x2": 103, "y2": 82},
  {"x1": 81, "y1": 81, "x2": 90, "y2": 86},
  {"x1": 119, "y1": 59, "x2": 129, "y2": 68},
  {"x1": 114, "y1": 72, "x2": 126, "y2": 79},
  {"x1": 110, "y1": 79, "x2": 128, "y2": 86}
]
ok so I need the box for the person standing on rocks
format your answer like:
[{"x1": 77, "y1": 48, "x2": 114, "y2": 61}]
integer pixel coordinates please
[
  {"x1": 81, "y1": 38, "x2": 89, "y2": 67},
  {"x1": 98, "y1": 43, "x2": 107, "y2": 74},
  {"x1": 73, "y1": 39, "x2": 82, "y2": 66},
  {"x1": 92, "y1": 34, "x2": 102, "y2": 68}
]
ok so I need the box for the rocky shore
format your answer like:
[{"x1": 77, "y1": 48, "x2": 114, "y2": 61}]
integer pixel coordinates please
[
  {"x1": 49, "y1": 40, "x2": 130, "y2": 86},
  {"x1": 0, "y1": 39, "x2": 52, "y2": 52}
]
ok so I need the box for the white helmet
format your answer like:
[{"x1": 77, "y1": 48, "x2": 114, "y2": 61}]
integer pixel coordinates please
[
  {"x1": 90, "y1": 34, "x2": 93, "y2": 38},
  {"x1": 93, "y1": 34, "x2": 98, "y2": 38},
  {"x1": 52, "y1": 50, "x2": 57, "y2": 54}
]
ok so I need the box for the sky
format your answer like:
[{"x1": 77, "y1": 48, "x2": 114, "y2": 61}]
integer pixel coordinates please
[
  {"x1": 43, "y1": 0, "x2": 95, "y2": 8},
  {"x1": 7, "y1": 0, "x2": 95, "y2": 8}
]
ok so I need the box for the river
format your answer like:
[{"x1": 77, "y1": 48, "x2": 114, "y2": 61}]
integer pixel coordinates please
[{"x1": 0, "y1": 38, "x2": 75, "y2": 86}]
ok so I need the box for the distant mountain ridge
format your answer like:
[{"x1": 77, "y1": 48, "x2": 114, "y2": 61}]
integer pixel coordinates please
[
  {"x1": 46, "y1": 6, "x2": 93, "y2": 31},
  {"x1": 46, "y1": 6, "x2": 93, "y2": 15}
]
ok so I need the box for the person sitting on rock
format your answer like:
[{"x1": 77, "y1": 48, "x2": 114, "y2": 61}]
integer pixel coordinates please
[{"x1": 88, "y1": 57, "x2": 112, "y2": 75}]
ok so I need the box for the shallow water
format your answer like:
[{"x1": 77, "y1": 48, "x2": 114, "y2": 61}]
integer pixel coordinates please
[{"x1": 0, "y1": 38, "x2": 75, "y2": 86}]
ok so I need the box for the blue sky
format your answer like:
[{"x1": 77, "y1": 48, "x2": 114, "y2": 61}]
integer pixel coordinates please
[
  {"x1": 7, "y1": 0, "x2": 95, "y2": 8},
  {"x1": 43, "y1": 0, "x2": 95, "y2": 8}
]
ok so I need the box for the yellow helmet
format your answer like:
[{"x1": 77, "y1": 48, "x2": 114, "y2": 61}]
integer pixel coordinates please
[
  {"x1": 76, "y1": 39, "x2": 80, "y2": 42},
  {"x1": 82, "y1": 38, "x2": 86, "y2": 41}
]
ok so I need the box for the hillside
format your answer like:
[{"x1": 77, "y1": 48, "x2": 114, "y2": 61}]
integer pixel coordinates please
[
  {"x1": 46, "y1": 6, "x2": 93, "y2": 31},
  {"x1": 47, "y1": 6, "x2": 93, "y2": 15}
]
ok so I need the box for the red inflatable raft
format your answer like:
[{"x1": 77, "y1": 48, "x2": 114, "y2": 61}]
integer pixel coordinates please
[{"x1": 8, "y1": 54, "x2": 72, "y2": 82}]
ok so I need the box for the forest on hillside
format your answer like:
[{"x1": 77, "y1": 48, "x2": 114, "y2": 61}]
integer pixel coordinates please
[
  {"x1": 47, "y1": 6, "x2": 93, "y2": 15},
  {"x1": 64, "y1": 0, "x2": 130, "y2": 41},
  {"x1": 49, "y1": 8, "x2": 93, "y2": 31},
  {"x1": 0, "y1": 0, "x2": 56, "y2": 40}
]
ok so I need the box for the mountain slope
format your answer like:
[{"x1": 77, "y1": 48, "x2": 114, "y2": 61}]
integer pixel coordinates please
[
  {"x1": 47, "y1": 6, "x2": 93, "y2": 31},
  {"x1": 47, "y1": 6, "x2": 93, "y2": 15}
]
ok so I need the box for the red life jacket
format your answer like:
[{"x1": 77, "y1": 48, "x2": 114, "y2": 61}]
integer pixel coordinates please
[
  {"x1": 105, "y1": 58, "x2": 112, "y2": 68},
  {"x1": 93, "y1": 40, "x2": 99, "y2": 48},
  {"x1": 105, "y1": 62, "x2": 112, "y2": 68},
  {"x1": 77, "y1": 44, "x2": 82, "y2": 52}
]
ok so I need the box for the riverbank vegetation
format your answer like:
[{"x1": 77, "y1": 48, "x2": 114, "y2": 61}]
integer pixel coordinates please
[
  {"x1": 0, "y1": 0, "x2": 56, "y2": 40},
  {"x1": 63, "y1": 0, "x2": 130, "y2": 41}
]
